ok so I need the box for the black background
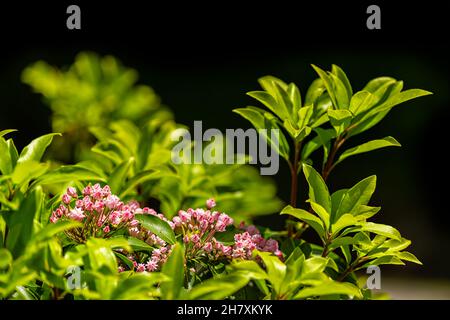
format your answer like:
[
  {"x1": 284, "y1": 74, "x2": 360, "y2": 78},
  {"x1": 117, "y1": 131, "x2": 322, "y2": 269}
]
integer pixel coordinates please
[{"x1": 0, "y1": 1, "x2": 449, "y2": 281}]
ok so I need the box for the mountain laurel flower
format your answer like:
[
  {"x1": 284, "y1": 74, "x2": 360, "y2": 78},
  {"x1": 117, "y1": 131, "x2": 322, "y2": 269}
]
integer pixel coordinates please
[
  {"x1": 206, "y1": 198, "x2": 216, "y2": 209},
  {"x1": 50, "y1": 183, "x2": 148, "y2": 243},
  {"x1": 67, "y1": 207, "x2": 85, "y2": 221},
  {"x1": 62, "y1": 193, "x2": 71, "y2": 204},
  {"x1": 67, "y1": 187, "x2": 77, "y2": 198},
  {"x1": 136, "y1": 263, "x2": 146, "y2": 272}
]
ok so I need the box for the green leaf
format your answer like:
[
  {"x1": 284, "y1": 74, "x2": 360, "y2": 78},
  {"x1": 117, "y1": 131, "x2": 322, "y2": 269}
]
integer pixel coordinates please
[
  {"x1": 349, "y1": 91, "x2": 376, "y2": 115},
  {"x1": 305, "y1": 78, "x2": 326, "y2": 106},
  {"x1": 302, "y1": 164, "x2": 331, "y2": 213},
  {"x1": 33, "y1": 165, "x2": 106, "y2": 186},
  {"x1": 33, "y1": 220, "x2": 81, "y2": 242},
  {"x1": 288, "y1": 83, "x2": 302, "y2": 113},
  {"x1": 331, "y1": 214, "x2": 359, "y2": 235},
  {"x1": 396, "y1": 251, "x2": 422, "y2": 265},
  {"x1": 233, "y1": 107, "x2": 290, "y2": 160},
  {"x1": 352, "y1": 205, "x2": 381, "y2": 220},
  {"x1": 160, "y1": 243, "x2": 185, "y2": 299},
  {"x1": 111, "y1": 272, "x2": 168, "y2": 300},
  {"x1": 331, "y1": 64, "x2": 353, "y2": 98},
  {"x1": 11, "y1": 161, "x2": 48, "y2": 187},
  {"x1": 309, "y1": 201, "x2": 330, "y2": 231},
  {"x1": 301, "y1": 128, "x2": 334, "y2": 161},
  {"x1": 335, "y1": 175, "x2": 377, "y2": 220},
  {"x1": 228, "y1": 260, "x2": 268, "y2": 281},
  {"x1": 358, "y1": 256, "x2": 404, "y2": 269},
  {"x1": 329, "y1": 73, "x2": 351, "y2": 109},
  {"x1": 281, "y1": 205, "x2": 325, "y2": 238},
  {"x1": 294, "y1": 280, "x2": 362, "y2": 299},
  {"x1": 188, "y1": 273, "x2": 250, "y2": 300},
  {"x1": 311, "y1": 65, "x2": 338, "y2": 109},
  {"x1": 108, "y1": 158, "x2": 134, "y2": 194},
  {"x1": 0, "y1": 138, "x2": 13, "y2": 175},
  {"x1": 119, "y1": 169, "x2": 161, "y2": 198},
  {"x1": 125, "y1": 237, "x2": 154, "y2": 252},
  {"x1": 0, "y1": 248, "x2": 12, "y2": 269},
  {"x1": 258, "y1": 75, "x2": 288, "y2": 95},
  {"x1": 360, "y1": 222, "x2": 402, "y2": 241},
  {"x1": 0, "y1": 129, "x2": 17, "y2": 138},
  {"x1": 6, "y1": 188, "x2": 43, "y2": 258},
  {"x1": 254, "y1": 250, "x2": 286, "y2": 294},
  {"x1": 363, "y1": 77, "x2": 396, "y2": 93},
  {"x1": 135, "y1": 214, "x2": 176, "y2": 245},
  {"x1": 297, "y1": 105, "x2": 313, "y2": 129},
  {"x1": 336, "y1": 137, "x2": 401, "y2": 166},
  {"x1": 17, "y1": 133, "x2": 61, "y2": 164},
  {"x1": 327, "y1": 109, "x2": 352, "y2": 135},
  {"x1": 330, "y1": 189, "x2": 348, "y2": 222},
  {"x1": 328, "y1": 237, "x2": 356, "y2": 250},
  {"x1": 246, "y1": 91, "x2": 280, "y2": 117},
  {"x1": 362, "y1": 89, "x2": 432, "y2": 120}
]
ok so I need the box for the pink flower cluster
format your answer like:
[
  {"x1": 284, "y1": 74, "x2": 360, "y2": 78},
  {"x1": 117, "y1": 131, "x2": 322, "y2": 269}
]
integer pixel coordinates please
[
  {"x1": 234, "y1": 223, "x2": 283, "y2": 260},
  {"x1": 172, "y1": 198, "x2": 282, "y2": 262},
  {"x1": 50, "y1": 184, "x2": 141, "y2": 242},
  {"x1": 172, "y1": 201, "x2": 235, "y2": 260}
]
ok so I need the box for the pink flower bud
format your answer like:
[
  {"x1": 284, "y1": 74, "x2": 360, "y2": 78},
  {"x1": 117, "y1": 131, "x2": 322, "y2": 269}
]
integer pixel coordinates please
[
  {"x1": 206, "y1": 198, "x2": 216, "y2": 209},
  {"x1": 66, "y1": 187, "x2": 77, "y2": 198},
  {"x1": 62, "y1": 193, "x2": 71, "y2": 204},
  {"x1": 83, "y1": 185, "x2": 93, "y2": 196},
  {"x1": 203, "y1": 242, "x2": 213, "y2": 252},
  {"x1": 103, "y1": 225, "x2": 110, "y2": 233},
  {"x1": 191, "y1": 234, "x2": 200, "y2": 243}
]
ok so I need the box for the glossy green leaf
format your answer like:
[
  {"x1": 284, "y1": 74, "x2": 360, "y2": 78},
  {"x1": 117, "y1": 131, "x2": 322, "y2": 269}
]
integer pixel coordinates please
[
  {"x1": 254, "y1": 250, "x2": 286, "y2": 294},
  {"x1": 360, "y1": 222, "x2": 402, "y2": 241},
  {"x1": 108, "y1": 158, "x2": 134, "y2": 194},
  {"x1": 281, "y1": 205, "x2": 325, "y2": 238},
  {"x1": 331, "y1": 64, "x2": 353, "y2": 98},
  {"x1": 331, "y1": 214, "x2": 359, "y2": 235},
  {"x1": 160, "y1": 243, "x2": 185, "y2": 299},
  {"x1": 349, "y1": 91, "x2": 376, "y2": 115},
  {"x1": 336, "y1": 137, "x2": 401, "y2": 166},
  {"x1": 302, "y1": 164, "x2": 331, "y2": 213},
  {"x1": 0, "y1": 138, "x2": 13, "y2": 175},
  {"x1": 188, "y1": 273, "x2": 250, "y2": 300},
  {"x1": 17, "y1": 133, "x2": 61, "y2": 164},
  {"x1": 327, "y1": 109, "x2": 352, "y2": 135},
  {"x1": 0, "y1": 129, "x2": 17, "y2": 138},
  {"x1": 362, "y1": 89, "x2": 432, "y2": 120},
  {"x1": 309, "y1": 201, "x2": 330, "y2": 231},
  {"x1": 336, "y1": 175, "x2": 377, "y2": 220},
  {"x1": 135, "y1": 214, "x2": 176, "y2": 245},
  {"x1": 294, "y1": 280, "x2": 362, "y2": 299}
]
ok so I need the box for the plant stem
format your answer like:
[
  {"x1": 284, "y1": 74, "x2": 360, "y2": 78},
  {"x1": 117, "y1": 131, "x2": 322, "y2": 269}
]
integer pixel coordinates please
[
  {"x1": 322, "y1": 136, "x2": 346, "y2": 182},
  {"x1": 290, "y1": 142, "x2": 302, "y2": 207},
  {"x1": 287, "y1": 141, "x2": 302, "y2": 237},
  {"x1": 321, "y1": 233, "x2": 332, "y2": 257}
]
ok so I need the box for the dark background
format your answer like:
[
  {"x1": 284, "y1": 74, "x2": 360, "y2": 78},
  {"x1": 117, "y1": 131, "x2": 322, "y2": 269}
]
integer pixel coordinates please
[{"x1": 0, "y1": 1, "x2": 448, "y2": 281}]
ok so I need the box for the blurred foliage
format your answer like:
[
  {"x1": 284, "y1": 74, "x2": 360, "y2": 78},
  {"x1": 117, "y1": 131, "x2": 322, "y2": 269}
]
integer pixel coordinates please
[{"x1": 22, "y1": 52, "x2": 171, "y2": 162}]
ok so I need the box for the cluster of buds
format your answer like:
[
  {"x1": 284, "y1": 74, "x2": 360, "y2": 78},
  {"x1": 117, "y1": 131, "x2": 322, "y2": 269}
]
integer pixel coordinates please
[
  {"x1": 50, "y1": 184, "x2": 140, "y2": 243},
  {"x1": 234, "y1": 224, "x2": 283, "y2": 260},
  {"x1": 171, "y1": 199, "x2": 282, "y2": 262},
  {"x1": 172, "y1": 198, "x2": 235, "y2": 261}
]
